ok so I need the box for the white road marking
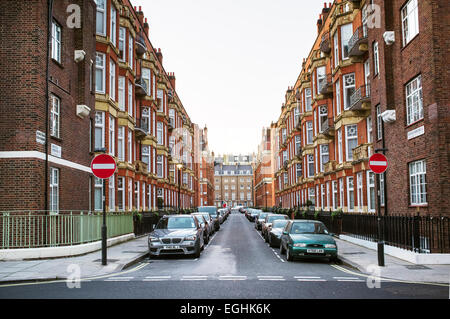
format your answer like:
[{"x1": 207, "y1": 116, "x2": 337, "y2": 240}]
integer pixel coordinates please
[
  {"x1": 104, "y1": 276, "x2": 134, "y2": 281},
  {"x1": 181, "y1": 276, "x2": 208, "y2": 281},
  {"x1": 219, "y1": 275, "x2": 247, "y2": 281},
  {"x1": 258, "y1": 276, "x2": 285, "y2": 281},
  {"x1": 294, "y1": 276, "x2": 322, "y2": 279}
]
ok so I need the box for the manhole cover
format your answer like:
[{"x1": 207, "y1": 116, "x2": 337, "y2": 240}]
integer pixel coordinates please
[
  {"x1": 404, "y1": 265, "x2": 431, "y2": 270},
  {"x1": 93, "y1": 259, "x2": 119, "y2": 263},
  {"x1": 342, "y1": 252, "x2": 366, "y2": 255}
]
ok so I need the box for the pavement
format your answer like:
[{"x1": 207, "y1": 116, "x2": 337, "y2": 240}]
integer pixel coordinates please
[{"x1": 0, "y1": 233, "x2": 448, "y2": 285}]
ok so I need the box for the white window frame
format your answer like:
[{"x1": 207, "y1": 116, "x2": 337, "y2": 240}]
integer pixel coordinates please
[
  {"x1": 347, "y1": 176, "x2": 354, "y2": 212},
  {"x1": 157, "y1": 155, "x2": 164, "y2": 178},
  {"x1": 409, "y1": 159, "x2": 427, "y2": 205},
  {"x1": 118, "y1": 177, "x2": 125, "y2": 211},
  {"x1": 332, "y1": 180, "x2": 338, "y2": 210},
  {"x1": 118, "y1": 27, "x2": 126, "y2": 62},
  {"x1": 95, "y1": 111, "x2": 105, "y2": 150},
  {"x1": 339, "y1": 178, "x2": 344, "y2": 208},
  {"x1": 341, "y1": 23, "x2": 353, "y2": 60},
  {"x1": 109, "y1": 175, "x2": 115, "y2": 211},
  {"x1": 305, "y1": 88, "x2": 312, "y2": 112},
  {"x1": 51, "y1": 20, "x2": 61, "y2": 63},
  {"x1": 405, "y1": 75, "x2": 423, "y2": 125},
  {"x1": 343, "y1": 73, "x2": 355, "y2": 110},
  {"x1": 157, "y1": 121, "x2": 164, "y2": 145},
  {"x1": 320, "y1": 144, "x2": 329, "y2": 172},
  {"x1": 367, "y1": 171, "x2": 376, "y2": 213},
  {"x1": 306, "y1": 121, "x2": 313, "y2": 144},
  {"x1": 345, "y1": 125, "x2": 358, "y2": 161},
  {"x1": 307, "y1": 154, "x2": 314, "y2": 178},
  {"x1": 373, "y1": 42, "x2": 379, "y2": 75},
  {"x1": 118, "y1": 76, "x2": 125, "y2": 111},
  {"x1": 95, "y1": 0, "x2": 106, "y2": 36},
  {"x1": 95, "y1": 52, "x2": 106, "y2": 94},
  {"x1": 49, "y1": 167, "x2": 59, "y2": 213},
  {"x1": 356, "y1": 172, "x2": 363, "y2": 212},
  {"x1": 110, "y1": 5, "x2": 117, "y2": 47},
  {"x1": 128, "y1": 80, "x2": 133, "y2": 117},
  {"x1": 376, "y1": 105, "x2": 383, "y2": 140},
  {"x1": 50, "y1": 95, "x2": 60, "y2": 138},
  {"x1": 142, "y1": 145, "x2": 151, "y2": 172},
  {"x1": 109, "y1": 60, "x2": 116, "y2": 101},
  {"x1": 128, "y1": 36, "x2": 134, "y2": 70},
  {"x1": 127, "y1": 129, "x2": 132, "y2": 164},
  {"x1": 335, "y1": 79, "x2": 341, "y2": 116},
  {"x1": 118, "y1": 126, "x2": 125, "y2": 161},
  {"x1": 337, "y1": 128, "x2": 343, "y2": 163},
  {"x1": 108, "y1": 115, "x2": 115, "y2": 156},
  {"x1": 94, "y1": 177, "x2": 103, "y2": 211},
  {"x1": 401, "y1": 0, "x2": 419, "y2": 47}
]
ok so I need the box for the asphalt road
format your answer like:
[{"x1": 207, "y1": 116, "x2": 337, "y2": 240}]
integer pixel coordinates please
[{"x1": 0, "y1": 211, "x2": 448, "y2": 299}]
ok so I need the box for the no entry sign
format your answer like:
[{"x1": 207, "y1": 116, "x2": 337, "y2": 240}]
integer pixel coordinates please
[
  {"x1": 369, "y1": 153, "x2": 388, "y2": 174},
  {"x1": 91, "y1": 154, "x2": 117, "y2": 179}
]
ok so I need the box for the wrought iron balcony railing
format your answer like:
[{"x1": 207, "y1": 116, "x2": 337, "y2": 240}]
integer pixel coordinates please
[
  {"x1": 349, "y1": 84, "x2": 371, "y2": 111},
  {"x1": 348, "y1": 26, "x2": 368, "y2": 57}
]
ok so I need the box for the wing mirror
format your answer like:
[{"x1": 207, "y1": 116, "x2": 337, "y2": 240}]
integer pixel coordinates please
[{"x1": 282, "y1": 231, "x2": 289, "y2": 235}]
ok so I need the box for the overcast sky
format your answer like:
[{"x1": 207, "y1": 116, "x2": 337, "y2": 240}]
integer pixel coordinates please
[{"x1": 133, "y1": 0, "x2": 322, "y2": 155}]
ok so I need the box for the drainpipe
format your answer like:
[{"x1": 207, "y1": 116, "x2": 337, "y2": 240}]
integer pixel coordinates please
[{"x1": 45, "y1": 0, "x2": 54, "y2": 211}]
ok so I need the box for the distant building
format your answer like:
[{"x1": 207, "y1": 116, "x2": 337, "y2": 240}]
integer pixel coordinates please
[{"x1": 214, "y1": 154, "x2": 255, "y2": 207}]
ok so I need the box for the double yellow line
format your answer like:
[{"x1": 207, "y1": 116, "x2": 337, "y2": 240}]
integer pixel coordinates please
[
  {"x1": 0, "y1": 261, "x2": 149, "y2": 288},
  {"x1": 330, "y1": 264, "x2": 449, "y2": 288}
]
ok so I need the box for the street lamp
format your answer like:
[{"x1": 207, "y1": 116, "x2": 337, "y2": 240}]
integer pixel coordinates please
[{"x1": 176, "y1": 163, "x2": 183, "y2": 213}]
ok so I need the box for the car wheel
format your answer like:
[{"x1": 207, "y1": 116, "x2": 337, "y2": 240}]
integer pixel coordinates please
[
  {"x1": 286, "y1": 247, "x2": 293, "y2": 261},
  {"x1": 204, "y1": 234, "x2": 209, "y2": 245},
  {"x1": 280, "y1": 243, "x2": 286, "y2": 255},
  {"x1": 194, "y1": 244, "x2": 201, "y2": 258}
]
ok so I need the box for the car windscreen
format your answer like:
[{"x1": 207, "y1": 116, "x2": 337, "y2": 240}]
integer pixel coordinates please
[
  {"x1": 272, "y1": 220, "x2": 289, "y2": 229},
  {"x1": 258, "y1": 213, "x2": 268, "y2": 220},
  {"x1": 197, "y1": 207, "x2": 218, "y2": 215},
  {"x1": 199, "y1": 213, "x2": 211, "y2": 221},
  {"x1": 290, "y1": 222, "x2": 328, "y2": 235},
  {"x1": 193, "y1": 215, "x2": 205, "y2": 225},
  {"x1": 268, "y1": 215, "x2": 287, "y2": 223},
  {"x1": 156, "y1": 217, "x2": 196, "y2": 229}
]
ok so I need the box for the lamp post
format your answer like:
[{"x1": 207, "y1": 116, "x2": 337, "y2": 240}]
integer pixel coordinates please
[{"x1": 177, "y1": 163, "x2": 183, "y2": 213}]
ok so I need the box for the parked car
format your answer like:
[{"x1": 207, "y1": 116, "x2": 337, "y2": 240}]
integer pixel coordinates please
[
  {"x1": 195, "y1": 212, "x2": 215, "y2": 235},
  {"x1": 267, "y1": 219, "x2": 289, "y2": 248},
  {"x1": 254, "y1": 212, "x2": 269, "y2": 230},
  {"x1": 239, "y1": 206, "x2": 248, "y2": 214},
  {"x1": 192, "y1": 213, "x2": 211, "y2": 244},
  {"x1": 248, "y1": 209, "x2": 262, "y2": 222},
  {"x1": 148, "y1": 215, "x2": 204, "y2": 258},
  {"x1": 218, "y1": 209, "x2": 228, "y2": 223},
  {"x1": 198, "y1": 206, "x2": 220, "y2": 231},
  {"x1": 279, "y1": 220, "x2": 338, "y2": 262},
  {"x1": 262, "y1": 214, "x2": 289, "y2": 241}
]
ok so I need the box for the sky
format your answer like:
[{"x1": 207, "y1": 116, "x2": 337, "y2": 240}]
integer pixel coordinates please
[{"x1": 133, "y1": 0, "x2": 323, "y2": 155}]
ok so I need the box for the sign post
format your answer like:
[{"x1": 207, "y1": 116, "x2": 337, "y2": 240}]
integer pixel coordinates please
[
  {"x1": 369, "y1": 153, "x2": 388, "y2": 267},
  {"x1": 91, "y1": 154, "x2": 117, "y2": 266}
]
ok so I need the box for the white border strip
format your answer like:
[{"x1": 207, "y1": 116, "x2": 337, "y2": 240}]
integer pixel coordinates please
[{"x1": 0, "y1": 151, "x2": 92, "y2": 173}]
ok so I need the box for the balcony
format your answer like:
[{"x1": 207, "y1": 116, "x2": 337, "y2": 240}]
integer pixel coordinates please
[
  {"x1": 321, "y1": 118, "x2": 335, "y2": 137},
  {"x1": 135, "y1": 118, "x2": 150, "y2": 139},
  {"x1": 135, "y1": 34, "x2": 147, "y2": 57},
  {"x1": 135, "y1": 77, "x2": 148, "y2": 97},
  {"x1": 348, "y1": 26, "x2": 368, "y2": 57},
  {"x1": 318, "y1": 74, "x2": 333, "y2": 96},
  {"x1": 349, "y1": 84, "x2": 371, "y2": 111},
  {"x1": 320, "y1": 32, "x2": 331, "y2": 54},
  {"x1": 352, "y1": 143, "x2": 371, "y2": 163}
]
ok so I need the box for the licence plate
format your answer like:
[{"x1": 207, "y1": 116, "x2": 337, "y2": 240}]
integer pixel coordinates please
[
  {"x1": 163, "y1": 246, "x2": 180, "y2": 250},
  {"x1": 307, "y1": 249, "x2": 324, "y2": 254}
]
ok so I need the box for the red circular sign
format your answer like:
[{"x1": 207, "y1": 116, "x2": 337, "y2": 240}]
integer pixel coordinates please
[
  {"x1": 369, "y1": 153, "x2": 388, "y2": 174},
  {"x1": 91, "y1": 154, "x2": 117, "y2": 179}
]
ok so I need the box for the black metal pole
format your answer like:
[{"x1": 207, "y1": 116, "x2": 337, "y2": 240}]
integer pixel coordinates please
[{"x1": 102, "y1": 178, "x2": 107, "y2": 265}]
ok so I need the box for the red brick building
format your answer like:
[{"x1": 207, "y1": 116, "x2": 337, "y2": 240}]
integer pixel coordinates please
[
  {"x1": 254, "y1": 127, "x2": 275, "y2": 208},
  {"x1": 0, "y1": 0, "x2": 201, "y2": 212},
  {"x1": 0, "y1": 0, "x2": 97, "y2": 212},
  {"x1": 271, "y1": 0, "x2": 449, "y2": 217},
  {"x1": 194, "y1": 125, "x2": 215, "y2": 207}
]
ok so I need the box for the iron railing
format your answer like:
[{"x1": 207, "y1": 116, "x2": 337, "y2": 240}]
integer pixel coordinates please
[
  {"x1": 281, "y1": 209, "x2": 450, "y2": 253},
  {"x1": 0, "y1": 211, "x2": 133, "y2": 249}
]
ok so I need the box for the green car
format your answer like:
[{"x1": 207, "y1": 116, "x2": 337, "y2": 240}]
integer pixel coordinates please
[{"x1": 279, "y1": 220, "x2": 338, "y2": 262}]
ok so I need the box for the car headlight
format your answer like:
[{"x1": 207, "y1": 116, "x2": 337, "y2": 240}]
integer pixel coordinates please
[
  {"x1": 148, "y1": 236, "x2": 159, "y2": 242},
  {"x1": 293, "y1": 243, "x2": 307, "y2": 247},
  {"x1": 185, "y1": 235, "x2": 197, "y2": 241},
  {"x1": 325, "y1": 244, "x2": 337, "y2": 249}
]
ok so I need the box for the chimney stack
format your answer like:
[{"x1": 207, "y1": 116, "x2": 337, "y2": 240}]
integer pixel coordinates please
[
  {"x1": 144, "y1": 18, "x2": 149, "y2": 36},
  {"x1": 137, "y1": 6, "x2": 144, "y2": 25},
  {"x1": 322, "y1": 2, "x2": 331, "y2": 23},
  {"x1": 317, "y1": 14, "x2": 323, "y2": 33},
  {"x1": 168, "y1": 72, "x2": 176, "y2": 90},
  {"x1": 156, "y1": 48, "x2": 163, "y2": 64}
]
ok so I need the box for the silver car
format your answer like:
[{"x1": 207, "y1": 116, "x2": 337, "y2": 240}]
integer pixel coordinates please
[
  {"x1": 195, "y1": 212, "x2": 215, "y2": 236},
  {"x1": 148, "y1": 215, "x2": 204, "y2": 258}
]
